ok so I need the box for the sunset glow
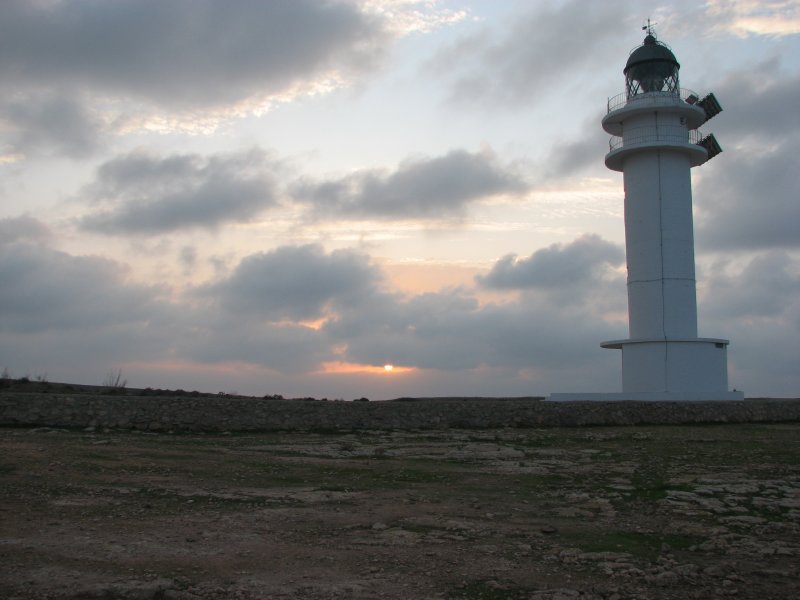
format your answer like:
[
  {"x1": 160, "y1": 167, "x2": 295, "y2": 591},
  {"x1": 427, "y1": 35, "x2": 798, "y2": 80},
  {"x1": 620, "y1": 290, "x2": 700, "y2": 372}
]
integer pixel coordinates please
[{"x1": 319, "y1": 362, "x2": 412, "y2": 376}]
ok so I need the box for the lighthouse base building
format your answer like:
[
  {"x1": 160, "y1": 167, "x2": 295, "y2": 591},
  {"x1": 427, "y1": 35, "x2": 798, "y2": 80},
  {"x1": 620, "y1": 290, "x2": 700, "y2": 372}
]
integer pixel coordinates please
[
  {"x1": 551, "y1": 31, "x2": 743, "y2": 401},
  {"x1": 595, "y1": 338, "x2": 741, "y2": 400}
]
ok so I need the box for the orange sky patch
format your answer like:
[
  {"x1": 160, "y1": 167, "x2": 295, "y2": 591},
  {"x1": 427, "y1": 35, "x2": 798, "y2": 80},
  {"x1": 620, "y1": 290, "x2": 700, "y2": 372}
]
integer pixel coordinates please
[
  {"x1": 318, "y1": 361, "x2": 415, "y2": 375},
  {"x1": 381, "y1": 261, "x2": 481, "y2": 294}
]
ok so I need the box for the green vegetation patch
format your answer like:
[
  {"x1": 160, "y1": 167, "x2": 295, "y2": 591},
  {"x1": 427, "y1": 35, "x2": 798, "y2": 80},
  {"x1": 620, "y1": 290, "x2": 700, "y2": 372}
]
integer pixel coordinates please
[
  {"x1": 446, "y1": 580, "x2": 538, "y2": 600},
  {"x1": 572, "y1": 530, "x2": 704, "y2": 560}
]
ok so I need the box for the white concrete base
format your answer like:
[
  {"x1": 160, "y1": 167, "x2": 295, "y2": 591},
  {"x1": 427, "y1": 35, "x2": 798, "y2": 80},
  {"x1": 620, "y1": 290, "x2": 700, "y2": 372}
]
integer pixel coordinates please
[
  {"x1": 547, "y1": 391, "x2": 745, "y2": 402},
  {"x1": 602, "y1": 337, "x2": 734, "y2": 394}
]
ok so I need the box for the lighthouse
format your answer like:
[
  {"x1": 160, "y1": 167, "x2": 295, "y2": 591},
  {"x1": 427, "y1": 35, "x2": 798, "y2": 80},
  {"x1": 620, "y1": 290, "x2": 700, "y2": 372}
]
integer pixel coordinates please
[{"x1": 552, "y1": 28, "x2": 743, "y2": 401}]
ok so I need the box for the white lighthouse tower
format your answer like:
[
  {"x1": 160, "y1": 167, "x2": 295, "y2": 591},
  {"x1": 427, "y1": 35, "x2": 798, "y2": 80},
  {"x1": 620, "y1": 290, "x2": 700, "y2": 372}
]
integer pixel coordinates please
[
  {"x1": 600, "y1": 29, "x2": 742, "y2": 400},
  {"x1": 552, "y1": 28, "x2": 743, "y2": 401}
]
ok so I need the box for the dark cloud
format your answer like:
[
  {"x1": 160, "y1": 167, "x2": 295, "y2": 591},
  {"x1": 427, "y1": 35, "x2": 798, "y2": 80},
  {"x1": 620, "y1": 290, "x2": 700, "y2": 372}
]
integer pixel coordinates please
[
  {"x1": 724, "y1": 314, "x2": 800, "y2": 396},
  {"x1": 477, "y1": 234, "x2": 624, "y2": 291},
  {"x1": 698, "y1": 251, "x2": 800, "y2": 396},
  {"x1": 0, "y1": 0, "x2": 383, "y2": 111},
  {"x1": 0, "y1": 239, "x2": 181, "y2": 378},
  {"x1": 1, "y1": 237, "x2": 794, "y2": 396},
  {"x1": 205, "y1": 244, "x2": 381, "y2": 321},
  {"x1": 700, "y1": 252, "x2": 800, "y2": 320},
  {"x1": 0, "y1": 242, "x2": 165, "y2": 334},
  {"x1": 194, "y1": 239, "x2": 623, "y2": 380},
  {"x1": 0, "y1": 239, "x2": 350, "y2": 380},
  {"x1": 710, "y1": 60, "x2": 800, "y2": 140},
  {"x1": 292, "y1": 149, "x2": 528, "y2": 219},
  {"x1": 79, "y1": 149, "x2": 279, "y2": 234},
  {"x1": 0, "y1": 92, "x2": 105, "y2": 158},
  {"x1": 0, "y1": 216, "x2": 51, "y2": 246},
  {"x1": 179, "y1": 246, "x2": 197, "y2": 269},
  {"x1": 695, "y1": 135, "x2": 800, "y2": 250},
  {"x1": 431, "y1": 0, "x2": 628, "y2": 107},
  {"x1": 0, "y1": 241, "x2": 340, "y2": 378},
  {"x1": 544, "y1": 126, "x2": 611, "y2": 180},
  {"x1": 324, "y1": 286, "x2": 622, "y2": 377},
  {"x1": 179, "y1": 317, "x2": 331, "y2": 374},
  {"x1": 323, "y1": 235, "x2": 628, "y2": 375},
  {"x1": 692, "y1": 63, "x2": 800, "y2": 251}
]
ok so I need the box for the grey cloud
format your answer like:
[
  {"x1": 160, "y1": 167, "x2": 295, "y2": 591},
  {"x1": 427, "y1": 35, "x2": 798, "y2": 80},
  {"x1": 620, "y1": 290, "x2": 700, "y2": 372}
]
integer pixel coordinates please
[
  {"x1": 0, "y1": 241, "x2": 343, "y2": 378},
  {"x1": 0, "y1": 0, "x2": 383, "y2": 111},
  {"x1": 544, "y1": 125, "x2": 611, "y2": 181},
  {"x1": 325, "y1": 286, "x2": 623, "y2": 374},
  {"x1": 431, "y1": 0, "x2": 628, "y2": 107},
  {"x1": 1, "y1": 92, "x2": 104, "y2": 158},
  {"x1": 323, "y1": 233, "x2": 628, "y2": 374},
  {"x1": 179, "y1": 317, "x2": 331, "y2": 374},
  {"x1": 699, "y1": 251, "x2": 800, "y2": 396},
  {"x1": 0, "y1": 237, "x2": 183, "y2": 377},
  {"x1": 724, "y1": 314, "x2": 800, "y2": 397},
  {"x1": 700, "y1": 252, "x2": 800, "y2": 320},
  {"x1": 292, "y1": 150, "x2": 528, "y2": 219},
  {"x1": 79, "y1": 149, "x2": 279, "y2": 234},
  {"x1": 179, "y1": 246, "x2": 198, "y2": 271},
  {"x1": 695, "y1": 134, "x2": 800, "y2": 250},
  {"x1": 692, "y1": 63, "x2": 800, "y2": 251},
  {"x1": 522, "y1": 113, "x2": 611, "y2": 184},
  {"x1": 1, "y1": 234, "x2": 622, "y2": 386},
  {"x1": 0, "y1": 242, "x2": 166, "y2": 334},
  {"x1": 710, "y1": 61, "x2": 800, "y2": 141},
  {"x1": 0, "y1": 216, "x2": 51, "y2": 246},
  {"x1": 4, "y1": 236, "x2": 794, "y2": 396},
  {"x1": 206, "y1": 244, "x2": 381, "y2": 321},
  {"x1": 319, "y1": 243, "x2": 795, "y2": 396},
  {"x1": 478, "y1": 234, "x2": 624, "y2": 291}
]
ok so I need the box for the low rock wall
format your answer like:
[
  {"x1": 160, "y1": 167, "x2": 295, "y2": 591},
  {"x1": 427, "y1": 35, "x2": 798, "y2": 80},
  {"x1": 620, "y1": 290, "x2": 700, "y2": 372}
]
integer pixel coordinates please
[{"x1": 1, "y1": 394, "x2": 799, "y2": 431}]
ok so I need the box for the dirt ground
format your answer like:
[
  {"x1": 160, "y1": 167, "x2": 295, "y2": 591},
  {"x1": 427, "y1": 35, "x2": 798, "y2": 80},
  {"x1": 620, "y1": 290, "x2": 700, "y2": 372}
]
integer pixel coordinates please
[{"x1": 1, "y1": 423, "x2": 798, "y2": 599}]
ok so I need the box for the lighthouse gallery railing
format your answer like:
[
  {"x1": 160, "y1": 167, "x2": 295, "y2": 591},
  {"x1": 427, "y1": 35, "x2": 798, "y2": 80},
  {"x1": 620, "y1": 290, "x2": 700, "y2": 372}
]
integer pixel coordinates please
[
  {"x1": 608, "y1": 126, "x2": 704, "y2": 152},
  {"x1": 606, "y1": 88, "x2": 700, "y2": 113}
]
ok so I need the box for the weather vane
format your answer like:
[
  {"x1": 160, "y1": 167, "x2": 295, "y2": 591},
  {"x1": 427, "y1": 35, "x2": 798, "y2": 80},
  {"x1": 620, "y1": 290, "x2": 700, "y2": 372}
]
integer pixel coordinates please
[{"x1": 642, "y1": 18, "x2": 657, "y2": 36}]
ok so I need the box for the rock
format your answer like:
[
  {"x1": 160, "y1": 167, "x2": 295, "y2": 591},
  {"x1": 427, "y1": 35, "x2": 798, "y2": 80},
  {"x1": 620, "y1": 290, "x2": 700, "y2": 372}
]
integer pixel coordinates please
[
  {"x1": 654, "y1": 571, "x2": 679, "y2": 586},
  {"x1": 720, "y1": 515, "x2": 766, "y2": 525},
  {"x1": 540, "y1": 524, "x2": 558, "y2": 534},
  {"x1": 529, "y1": 590, "x2": 581, "y2": 599},
  {"x1": 557, "y1": 547, "x2": 581, "y2": 563},
  {"x1": 71, "y1": 579, "x2": 172, "y2": 599},
  {"x1": 163, "y1": 591, "x2": 202, "y2": 600},
  {"x1": 485, "y1": 579, "x2": 510, "y2": 590},
  {"x1": 577, "y1": 551, "x2": 631, "y2": 562}
]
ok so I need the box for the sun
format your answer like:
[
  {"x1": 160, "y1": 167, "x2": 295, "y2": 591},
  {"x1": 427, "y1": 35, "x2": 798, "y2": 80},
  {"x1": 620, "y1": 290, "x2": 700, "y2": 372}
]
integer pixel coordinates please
[{"x1": 383, "y1": 364, "x2": 394, "y2": 372}]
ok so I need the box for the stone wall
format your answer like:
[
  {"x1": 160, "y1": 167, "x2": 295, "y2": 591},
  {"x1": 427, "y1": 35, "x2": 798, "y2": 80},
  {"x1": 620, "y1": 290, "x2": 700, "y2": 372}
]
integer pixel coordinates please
[{"x1": 1, "y1": 394, "x2": 799, "y2": 431}]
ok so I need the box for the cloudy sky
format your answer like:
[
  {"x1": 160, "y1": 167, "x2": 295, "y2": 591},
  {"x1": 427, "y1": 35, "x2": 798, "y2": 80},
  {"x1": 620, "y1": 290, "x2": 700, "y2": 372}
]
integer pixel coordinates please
[{"x1": 1, "y1": 0, "x2": 798, "y2": 398}]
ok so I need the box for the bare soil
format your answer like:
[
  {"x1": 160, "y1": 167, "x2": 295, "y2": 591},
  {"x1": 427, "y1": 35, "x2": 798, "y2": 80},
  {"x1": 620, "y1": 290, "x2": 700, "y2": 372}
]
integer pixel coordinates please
[{"x1": 1, "y1": 424, "x2": 798, "y2": 599}]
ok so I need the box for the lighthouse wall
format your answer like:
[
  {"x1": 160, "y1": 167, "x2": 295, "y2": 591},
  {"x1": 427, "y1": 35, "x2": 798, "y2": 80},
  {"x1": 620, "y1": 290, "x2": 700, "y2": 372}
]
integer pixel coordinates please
[
  {"x1": 621, "y1": 339, "x2": 730, "y2": 393},
  {"x1": 622, "y1": 147, "x2": 698, "y2": 339}
]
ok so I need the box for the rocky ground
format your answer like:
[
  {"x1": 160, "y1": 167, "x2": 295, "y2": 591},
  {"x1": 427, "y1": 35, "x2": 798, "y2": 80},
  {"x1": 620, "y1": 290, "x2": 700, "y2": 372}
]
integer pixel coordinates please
[{"x1": 1, "y1": 423, "x2": 798, "y2": 599}]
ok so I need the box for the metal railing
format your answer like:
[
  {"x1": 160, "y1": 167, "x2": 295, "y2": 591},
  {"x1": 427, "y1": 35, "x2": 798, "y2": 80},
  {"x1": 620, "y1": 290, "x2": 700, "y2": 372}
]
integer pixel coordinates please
[
  {"x1": 609, "y1": 126, "x2": 704, "y2": 152},
  {"x1": 607, "y1": 88, "x2": 700, "y2": 113}
]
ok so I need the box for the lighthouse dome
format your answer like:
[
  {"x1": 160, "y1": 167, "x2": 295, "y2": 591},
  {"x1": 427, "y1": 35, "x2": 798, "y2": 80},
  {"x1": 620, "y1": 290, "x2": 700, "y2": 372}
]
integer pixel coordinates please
[{"x1": 624, "y1": 34, "x2": 680, "y2": 97}]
